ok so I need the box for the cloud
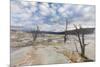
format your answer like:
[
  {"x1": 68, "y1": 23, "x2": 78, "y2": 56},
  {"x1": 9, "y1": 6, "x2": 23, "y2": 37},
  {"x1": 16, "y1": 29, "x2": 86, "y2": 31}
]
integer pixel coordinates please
[
  {"x1": 38, "y1": 4, "x2": 50, "y2": 16},
  {"x1": 11, "y1": 0, "x2": 95, "y2": 31}
]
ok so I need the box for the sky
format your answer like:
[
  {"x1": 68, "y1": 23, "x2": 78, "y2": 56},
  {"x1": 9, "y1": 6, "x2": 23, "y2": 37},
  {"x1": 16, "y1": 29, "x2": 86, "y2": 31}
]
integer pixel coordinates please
[{"x1": 11, "y1": 0, "x2": 95, "y2": 31}]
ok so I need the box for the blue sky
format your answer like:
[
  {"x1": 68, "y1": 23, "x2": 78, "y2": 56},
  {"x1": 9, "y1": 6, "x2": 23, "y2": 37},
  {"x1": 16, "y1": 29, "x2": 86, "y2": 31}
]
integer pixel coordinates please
[{"x1": 11, "y1": 0, "x2": 95, "y2": 31}]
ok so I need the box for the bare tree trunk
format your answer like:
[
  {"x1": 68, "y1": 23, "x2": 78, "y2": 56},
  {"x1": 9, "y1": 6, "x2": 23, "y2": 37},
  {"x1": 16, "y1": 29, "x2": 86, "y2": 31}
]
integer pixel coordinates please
[
  {"x1": 74, "y1": 41, "x2": 79, "y2": 53},
  {"x1": 81, "y1": 32, "x2": 85, "y2": 56},
  {"x1": 32, "y1": 25, "x2": 40, "y2": 43},
  {"x1": 73, "y1": 24, "x2": 87, "y2": 57},
  {"x1": 80, "y1": 26, "x2": 86, "y2": 56},
  {"x1": 64, "y1": 19, "x2": 69, "y2": 43},
  {"x1": 74, "y1": 25, "x2": 83, "y2": 53}
]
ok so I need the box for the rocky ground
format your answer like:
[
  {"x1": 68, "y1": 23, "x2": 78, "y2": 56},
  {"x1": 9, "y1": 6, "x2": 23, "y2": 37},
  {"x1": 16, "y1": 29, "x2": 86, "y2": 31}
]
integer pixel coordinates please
[{"x1": 10, "y1": 31, "x2": 95, "y2": 67}]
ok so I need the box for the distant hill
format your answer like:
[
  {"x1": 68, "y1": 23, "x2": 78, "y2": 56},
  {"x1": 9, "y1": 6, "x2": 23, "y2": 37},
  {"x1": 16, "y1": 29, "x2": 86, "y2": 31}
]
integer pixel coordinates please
[{"x1": 11, "y1": 27, "x2": 95, "y2": 35}]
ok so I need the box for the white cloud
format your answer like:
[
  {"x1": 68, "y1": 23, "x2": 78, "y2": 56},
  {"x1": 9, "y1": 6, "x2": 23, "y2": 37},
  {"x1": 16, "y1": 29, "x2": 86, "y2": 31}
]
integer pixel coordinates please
[
  {"x1": 38, "y1": 3, "x2": 50, "y2": 16},
  {"x1": 11, "y1": 0, "x2": 95, "y2": 31}
]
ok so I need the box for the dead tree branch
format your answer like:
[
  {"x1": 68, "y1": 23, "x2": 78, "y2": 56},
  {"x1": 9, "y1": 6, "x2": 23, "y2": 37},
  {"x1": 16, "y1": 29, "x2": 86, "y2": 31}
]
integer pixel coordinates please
[{"x1": 73, "y1": 24, "x2": 88, "y2": 57}]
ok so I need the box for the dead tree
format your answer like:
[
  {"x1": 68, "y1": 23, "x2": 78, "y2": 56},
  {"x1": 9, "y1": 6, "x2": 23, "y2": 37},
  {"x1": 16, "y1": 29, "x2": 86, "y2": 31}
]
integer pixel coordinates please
[
  {"x1": 64, "y1": 19, "x2": 69, "y2": 43},
  {"x1": 74, "y1": 40, "x2": 79, "y2": 53},
  {"x1": 74, "y1": 24, "x2": 88, "y2": 57},
  {"x1": 32, "y1": 25, "x2": 40, "y2": 42}
]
